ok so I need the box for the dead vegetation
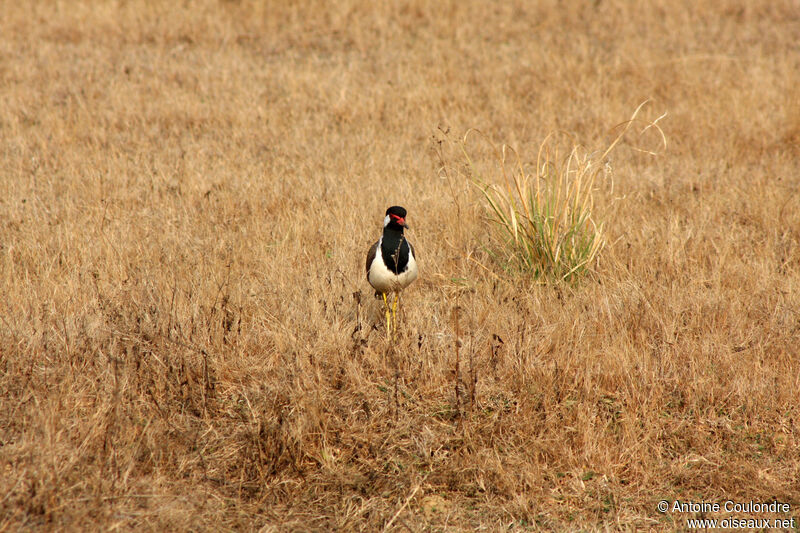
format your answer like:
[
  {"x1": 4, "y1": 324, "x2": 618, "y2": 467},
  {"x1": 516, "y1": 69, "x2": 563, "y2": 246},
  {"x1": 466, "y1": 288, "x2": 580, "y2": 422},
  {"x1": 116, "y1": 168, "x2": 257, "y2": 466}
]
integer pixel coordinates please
[{"x1": 1, "y1": 0, "x2": 799, "y2": 530}]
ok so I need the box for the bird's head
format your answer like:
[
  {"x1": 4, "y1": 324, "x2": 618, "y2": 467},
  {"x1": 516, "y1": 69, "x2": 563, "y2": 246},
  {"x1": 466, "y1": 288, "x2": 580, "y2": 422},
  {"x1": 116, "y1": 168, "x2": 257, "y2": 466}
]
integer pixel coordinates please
[{"x1": 384, "y1": 206, "x2": 409, "y2": 230}]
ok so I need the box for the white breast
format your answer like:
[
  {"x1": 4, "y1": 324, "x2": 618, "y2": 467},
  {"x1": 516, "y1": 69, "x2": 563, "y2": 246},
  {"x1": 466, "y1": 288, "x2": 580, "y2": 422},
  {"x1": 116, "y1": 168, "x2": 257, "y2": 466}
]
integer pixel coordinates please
[{"x1": 368, "y1": 238, "x2": 418, "y2": 294}]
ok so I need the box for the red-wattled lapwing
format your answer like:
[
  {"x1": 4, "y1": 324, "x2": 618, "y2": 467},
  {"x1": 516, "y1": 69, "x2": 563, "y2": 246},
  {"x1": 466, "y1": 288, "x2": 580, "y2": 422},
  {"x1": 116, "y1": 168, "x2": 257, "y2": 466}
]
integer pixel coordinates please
[{"x1": 366, "y1": 206, "x2": 418, "y2": 337}]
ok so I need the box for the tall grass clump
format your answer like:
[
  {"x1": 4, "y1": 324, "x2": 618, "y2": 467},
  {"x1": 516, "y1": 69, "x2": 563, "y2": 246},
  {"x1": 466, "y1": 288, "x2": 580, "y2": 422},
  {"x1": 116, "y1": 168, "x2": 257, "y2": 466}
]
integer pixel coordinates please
[{"x1": 461, "y1": 101, "x2": 665, "y2": 282}]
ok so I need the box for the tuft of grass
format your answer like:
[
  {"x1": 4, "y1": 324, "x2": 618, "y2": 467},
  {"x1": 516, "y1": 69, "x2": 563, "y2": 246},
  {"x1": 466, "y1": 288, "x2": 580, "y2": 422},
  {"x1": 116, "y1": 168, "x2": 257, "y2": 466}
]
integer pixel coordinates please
[{"x1": 461, "y1": 101, "x2": 666, "y2": 282}]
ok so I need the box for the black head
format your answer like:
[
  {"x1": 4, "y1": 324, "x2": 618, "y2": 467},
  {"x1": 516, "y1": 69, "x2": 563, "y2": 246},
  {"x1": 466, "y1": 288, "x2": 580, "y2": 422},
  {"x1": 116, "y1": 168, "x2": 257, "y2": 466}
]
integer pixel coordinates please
[{"x1": 384, "y1": 206, "x2": 409, "y2": 230}]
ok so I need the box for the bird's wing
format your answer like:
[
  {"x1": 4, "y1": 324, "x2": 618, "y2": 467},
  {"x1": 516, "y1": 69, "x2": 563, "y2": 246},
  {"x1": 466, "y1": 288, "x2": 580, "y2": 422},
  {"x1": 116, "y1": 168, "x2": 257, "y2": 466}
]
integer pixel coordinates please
[
  {"x1": 365, "y1": 240, "x2": 379, "y2": 279},
  {"x1": 408, "y1": 240, "x2": 417, "y2": 263}
]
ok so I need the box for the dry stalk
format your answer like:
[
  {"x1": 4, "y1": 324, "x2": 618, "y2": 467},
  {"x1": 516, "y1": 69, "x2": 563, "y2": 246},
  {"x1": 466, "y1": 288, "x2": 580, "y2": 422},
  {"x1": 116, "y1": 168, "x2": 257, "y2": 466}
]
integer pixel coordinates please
[{"x1": 452, "y1": 305, "x2": 463, "y2": 420}]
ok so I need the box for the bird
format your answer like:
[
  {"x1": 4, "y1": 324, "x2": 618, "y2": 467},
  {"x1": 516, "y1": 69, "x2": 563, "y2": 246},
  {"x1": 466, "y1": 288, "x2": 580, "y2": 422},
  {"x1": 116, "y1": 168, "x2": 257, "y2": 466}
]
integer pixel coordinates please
[{"x1": 366, "y1": 206, "x2": 418, "y2": 337}]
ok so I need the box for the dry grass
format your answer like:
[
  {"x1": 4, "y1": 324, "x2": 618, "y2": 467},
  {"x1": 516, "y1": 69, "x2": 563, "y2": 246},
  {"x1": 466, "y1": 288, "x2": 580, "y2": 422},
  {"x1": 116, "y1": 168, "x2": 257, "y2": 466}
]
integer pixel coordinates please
[
  {"x1": 458, "y1": 101, "x2": 666, "y2": 281},
  {"x1": 1, "y1": 0, "x2": 799, "y2": 530}
]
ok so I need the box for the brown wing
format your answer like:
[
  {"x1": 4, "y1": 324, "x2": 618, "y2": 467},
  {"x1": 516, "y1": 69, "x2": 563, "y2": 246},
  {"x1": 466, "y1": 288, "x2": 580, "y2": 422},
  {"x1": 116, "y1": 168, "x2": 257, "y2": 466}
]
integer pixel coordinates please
[
  {"x1": 365, "y1": 240, "x2": 379, "y2": 280},
  {"x1": 408, "y1": 240, "x2": 417, "y2": 263}
]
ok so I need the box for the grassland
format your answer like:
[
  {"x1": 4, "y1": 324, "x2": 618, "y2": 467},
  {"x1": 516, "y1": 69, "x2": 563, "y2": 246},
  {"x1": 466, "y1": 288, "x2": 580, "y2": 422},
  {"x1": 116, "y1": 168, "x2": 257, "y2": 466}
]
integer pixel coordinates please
[{"x1": 1, "y1": 0, "x2": 799, "y2": 530}]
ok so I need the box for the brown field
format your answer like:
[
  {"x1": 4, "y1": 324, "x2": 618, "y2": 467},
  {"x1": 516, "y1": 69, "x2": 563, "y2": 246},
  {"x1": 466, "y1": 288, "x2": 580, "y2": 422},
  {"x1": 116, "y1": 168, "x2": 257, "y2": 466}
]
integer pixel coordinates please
[{"x1": 1, "y1": 1, "x2": 799, "y2": 530}]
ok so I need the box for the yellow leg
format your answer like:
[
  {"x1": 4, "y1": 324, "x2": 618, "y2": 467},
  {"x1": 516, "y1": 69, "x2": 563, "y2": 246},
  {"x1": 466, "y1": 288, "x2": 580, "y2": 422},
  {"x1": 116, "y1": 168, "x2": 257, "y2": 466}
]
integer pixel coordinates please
[{"x1": 382, "y1": 292, "x2": 391, "y2": 338}]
